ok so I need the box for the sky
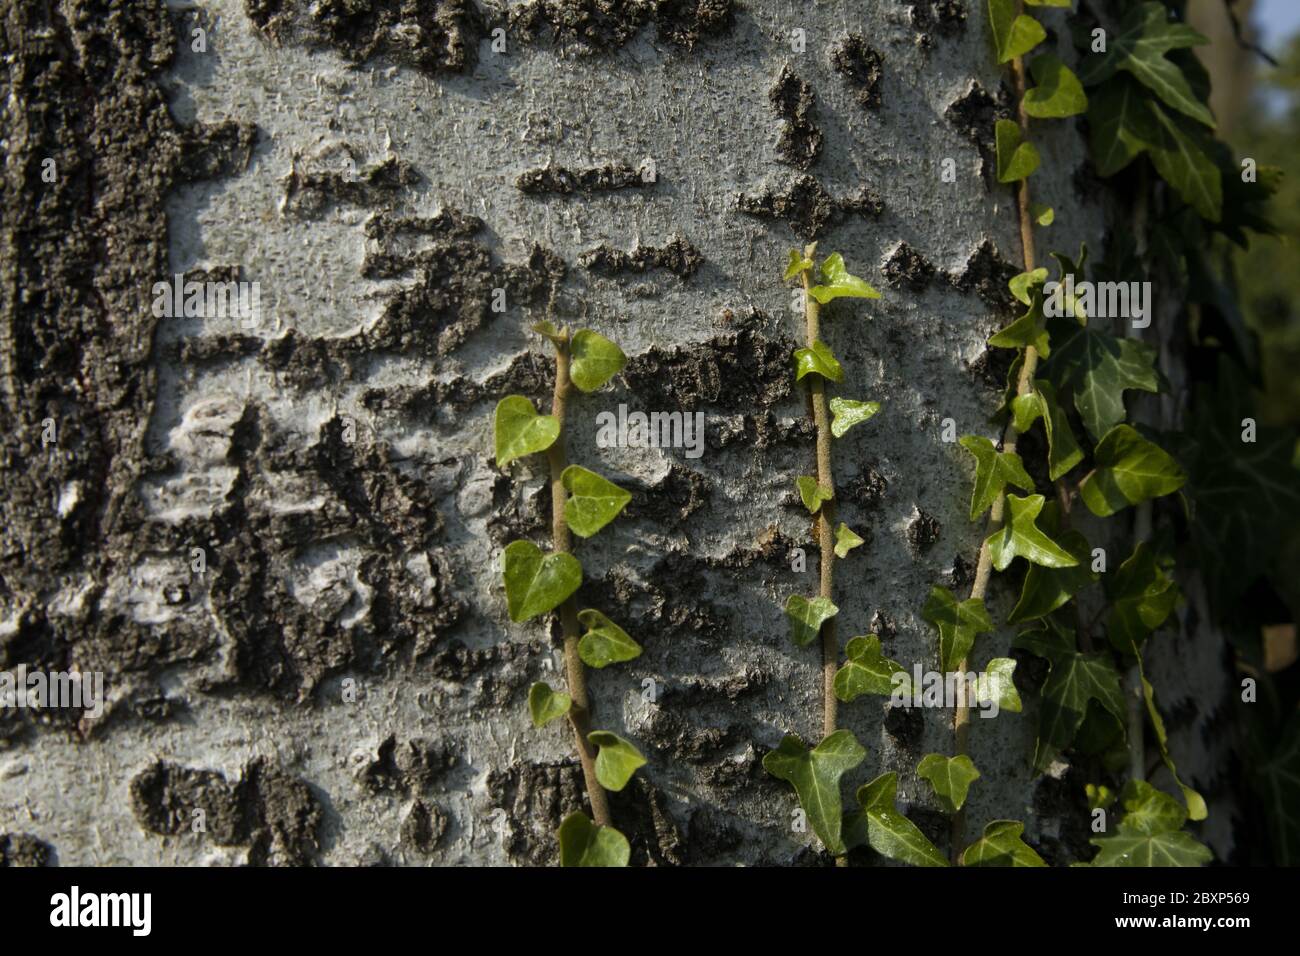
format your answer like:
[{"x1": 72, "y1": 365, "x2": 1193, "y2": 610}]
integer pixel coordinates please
[{"x1": 1254, "y1": 0, "x2": 1300, "y2": 53}]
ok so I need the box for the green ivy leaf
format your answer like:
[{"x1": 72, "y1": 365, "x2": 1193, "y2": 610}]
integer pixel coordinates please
[
  {"x1": 528, "y1": 681, "x2": 571, "y2": 728},
  {"x1": 1009, "y1": 268, "x2": 1048, "y2": 306},
  {"x1": 558, "y1": 811, "x2": 630, "y2": 867},
  {"x1": 785, "y1": 595, "x2": 839, "y2": 647},
  {"x1": 1105, "y1": 543, "x2": 1178, "y2": 652},
  {"x1": 989, "y1": 291, "x2": 1051, "y2": 357},
  {"x1": 1133, "y1": 644, "x2": 1207, "y2": 820},
  {"x1": 531, "y1": 320, "x2": 569, "y2": 347},
  {"x1": 785, "y1": 249, "x2": 813, "y2": 281},
  {"x1": 1079, "y1": 424, "x2": 1187, "y2": 517},
  {"x1": 793, "y1": 340, "x2": 845, "y2": 382},
  {"x1": 1023, "y1": 54, "x2": 1088, "y2": 118},
  {"x1": 1041, "y1": 319, "x2": 1160, "y2": 442},
  {"x1": 922, "y1": 586, "x2": 993, "y2": 673},
  {"x1": 1012, "y1": 380, "x2": 1084, "y2": 480},
  {"x1": 1252, "y1": 713, "x2": 1300, "y2": 865},
  {"x1": 762, "y1": 730, "x2": 866, "y2": 855},
  {"x1": 577, "y1": 609, "x2": 642, "y2": 668},
  {"x1": 587, "y1": 731, "x2": 646, "y2": 792},
  {"x1": 1009, "y1": 529, "x2": 1097, "y2": 623},
  {"x1": 494, "y1": 395, "x2": 560, "y2": 467},
  {"x1": 809, "y1": 252, "x2": 881, "y2": 303},
  {"x1": 958, "y1": 434, "x2": 1035, "y2": 522},
  {"x1": 1024, "y1": 0, "x2": 1071, "y2": 6},
  {"x1": 829, "y1": 397, "x2": 881, "y2": 437},
  {"x1": 561, "y1": 465, "x2": 632, "y2": 537},
  {"x1": 1087, "y1": 781, "x2": 1212, "y2": 866},
  {"x1": 844, "y1": 773, "x2": 948, "y2": 867},
  {"x1": 1078, "y1": 2, "x2": 1212, "y2": 128},
  {"x1": 833, "y1": 522, "x2": 865, "y2": 558},
  {"x1": 834, "y1": 635, "x2": 908, "y2": 702},
  {"x1": 502, "y1": 540, "x2": 582, "y2": 623},
  {"x1": 988, "y1": 0, "x2": 1046, "y2": 64},
  {"x1": 917, "y1": 754, "x2": 981, "y2": 813},
  {"x1": 977, "y1": 658, "x2": 1023, "y2": 714},
  {"x1": 995, "y1": 118, "x2": 1041, "y2": 183},
  {"x1": 986, "y1": 494, "x2": 1079, "y2": 571},
  {"x1": 1088, "y1": 74, "x2": 1161, "y2": 177},
  {"x1": 1087, "y1": 783, "x2": 1117, "y2": 812},
  {"x1": 569, "y1": 329, "x2": 626, "y2": 392},
  {"x1": 1146, "y1": 99, "x2": 1223, "y2": 222},
  {"x1": 962, "y1": 820, "x2": 1047, "y2": 867},
  {"x1": 796, "y1": 475, "x2": 833, "y2": 514},
  {"x1": 1030, "y1": 203, "x2": 1055, "y2": 226}
]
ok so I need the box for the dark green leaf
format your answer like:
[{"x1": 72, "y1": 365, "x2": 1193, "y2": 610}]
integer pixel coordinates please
[
  {"x1": 1023, "y1": 54, "x2": 1088, "y2": 118},
  {"x1": 1105, "y1": 543, "x2": 1178, "y2": 651},
  {"x1": 1133, "y1": 644, "x2": 1207, "y2": 820},
  {"x1": 502, "y1": 540, "x2": 582, "y2": 623},
  {"x1": 762, "y1": 730, "x2": 866, "y2": 855},
  {"x1": 1012, "y1": 380, "x2": 1084, "y2": 481},
  {"x1": 834, "y1": 635, "x2": 908, "y2": 702},
  {"x1": 845, "y1": 773, "x2": 948, "y2": 867},
  {"x1": 922, "y1": 586, "x2": 993, "y2": 673},
  {"x1": 1079, "y1": 424, "x2": 1187, "y2": 517},
  {"x1": 918, "y1": 754, "x2": 981, "y2": 813},
  {"x1": 1041, "y1": 318, "x2": 1160, "y2": 441},
  {"x1": 785, "y1": 595, "x2": 838, "y2": 647},
  {"x1": 986, "y1": 494, "x2": 1079, "y2": 571},
  {"x1": 958, "y1": 434, "x2": 1035, "y2": 521},
  {"x1": 962, "y1": 820, "x2": 1046, "y2": 867}
]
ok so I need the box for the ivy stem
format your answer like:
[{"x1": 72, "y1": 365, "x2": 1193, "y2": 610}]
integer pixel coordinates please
[
  {"x1": 951, "y1": 37, "x2": 1041, "y2": 863},
  {"x1": 548, "y1": 340, "x2": 613, "y2": 828},
  {"x1": 801, "y1": 241, "x2": 839, "y2": 741}
]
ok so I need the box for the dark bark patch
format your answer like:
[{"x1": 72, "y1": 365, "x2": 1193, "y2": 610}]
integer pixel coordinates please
[
  {"x1": 516, "y1": 162, "x2": 650, "y2": 195},
  {"x1": 770, "y1": 65, "x2": 823, "y2": 170},
  {"x1": 400, "y1": 800, "x2": 450, "y2": 854},
  {"x1": 950, "y1": 239, "x2": 1019, "y2": 311},
  {"x1": 359, "y1": 734, "x2": 459, "y2": 795},
  {"x1": 945, "y1": 80, "x2": 1013, "y2": 181},
  {"x1": 282, "y1": 151, "x2": 420, "y2": 219},
  {"x1": 831, "y1": 34, "x2": 883, "y2": 110},
  {"x1": 906, "y1": 509, "x2": 942, "y2": 556},
  {"x1": 579, "y1": 236, "x2": 703, "y2": 279},
  {"x1": 0, "y1": 832, "x2": 54, "y2": 867},
  {"x1": 882, "y1": 241, "x2": 937, "y2": 291},
  {"x1": 621, "y1": 328, "x2": 795, "y2": 412},
  {"x1": 739, "y1": 174, "x2": 885, "y2": 240},
  {"x1": 508, "y1": 0, "x2": 734, "y2": 54}
]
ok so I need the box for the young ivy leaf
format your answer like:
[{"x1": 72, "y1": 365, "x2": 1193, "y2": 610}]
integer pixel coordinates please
[
  {"x1": 494, "y1": 395, "x2": 560, "y2": 467},
  {"x1": 1086, "y1": 780, "x2": 1212, "y2": 867},
  {"x1": 843, "y1": 773, "x2": 948, "y2": 867},
  {"x1": 1023, "y1": 53, "x2": 1088, "y2": 118},
  {"x1": 1009, "y1": 528, "x2": 1097, "y2": 624},
  {"x1": 762, "y1": 730, "x2": 866, "y2": 856},
  {"x1": 829, "y1": 397, "x2": 881, "y2": 438},
  {"x1": 1078, "y1": 424, "x2": 1187, "y2": 517},
  {"x1": 795, "y1": 475, "x2": 833, "y2": 514},
  {"x1": 989, "y1": 289, "x2": 1050, "y2": 357},
  {"x1": 502, "y1": 540, "x2": 582, "y2": 623},
  {"x1": 561, "y1": 464, "x2": 632, "y2": 537},
  {"x1": 834, "y1": 635, "x2": 908, "y2": 702},
  {"x1": 833, "y1": 522, "x2": 864, "y2": 559},
  {"x1": 784, "y1": 249, "x2": 813, "y2": 281},
  {"x1": 917, "y1": 754, "x2": 981, "y2": 814},
  {"x1": 577, "y1": 609, "x2": 642, "y2": 668},
  {"x1": 976, "y1": 657, "x2": 1023, "y2": 714},
  {"x1": 793, "y1": 340, "x2": 845, "y2": 382},
  {"x1": 1009, "y1": 268, "x2": 1048, "y2": 306},
  {"x1": 785, "y1": 595, "x2": 839, "y2": 647},
  {"x1": 922, "y1": 586, "x2": 993, "y2": 673},
  {"x1": 961, "y1": 820, "x2": 1047, "y2": 867},
  {"x1": 958, "y1": 434, "x2": 1035, "y2": 522},
  {"x1": 1105, "y1": 542, "x2": 1179, "y2": 652},
  {"x1": 531, "y1": 320, "x2": 569, "y2": 347},
  {"x1": 988, "y1": 0, "x2": 1046, "y2": 64},
  {"x1": 808, "y1": 252, "x2": 881, "y2": 303},
  {"x1": 995, "y1": 118, "x2": 1041, "y2": 183},
  {"x1": 1030, "y1": 203, "x2": 1054, "y2": 226},
  {"x1": 1133, "y1": 644, "x2": 1207, "y2": 820},
  {"x1": 1088, "y1": 73, "x2": 1162, "y2": 177},
  {"x1": 1012, "y1": 380, "x2": 1084, "y2": 481},
  {"x1": 985, "y1": 494, "x2": 1079, "y2": 571},
  {"x1": 528, "y1": 681, "x2": 571, "y2": 728},
  {"x1": 587, "y1": 731, "x2": 646, "y2": 792},
  {"x1": 558, "y1": 811, "x2": 630, "y2": 867},
  {"x1": 568, "y1": 329, "x2": 626, "y2": 392}
]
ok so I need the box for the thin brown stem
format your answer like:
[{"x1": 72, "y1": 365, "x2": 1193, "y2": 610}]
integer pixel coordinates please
[{"x1": 548, "y1": 342, "x2": 612, "y2": 828}]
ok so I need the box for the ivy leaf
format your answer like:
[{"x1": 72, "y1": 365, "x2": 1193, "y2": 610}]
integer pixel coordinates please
[
  {"x1": 577, "y1": 609, "x2": 642, "y2": 668},
  {"x1": 961, "y1": 820, "x2": 1047, "y2": 867},
  {"x1": 958, "y1": 434, "x2": 1035, "y2": 522},
  {"x1": 988, "y1": 0, "x2": 1046, "y2": 64},
  {"x1": 785, "y1": 595, "x2": 838, "y2": 647},
  {"x1": 558, "y1": 811, "x2": 630, "y2": 867},
  {"x1": 995, "y1": 118, "x2": 1041, "y2": 183},
  {"x1": 829, "y1": 397, "x2": 880, "y2": 438},
  {"x1": 1023, "y1": 54, "x2": 1088, "y2": 118},
  {"x1": 569, "y1": 329, "x2": 626, "y2": 392},
  {"x1": 986, "y1": 494, "x2": 1079, "y2": 571},
  {"x1": 1024, "y1": 0, "x2": 1071, "y2": 7},
  {"x1": 793, "y1": 340, "x2": 844, "y2": 382},
  {"x1": 531, "y1": 320, "x2": 569, "y2": 347},
  {"x1": 587, "y1": 731, "x2": 646, "y2": 792},
  {"x1": 785, "y1": 249, "x2": 813, "y2": 281},
  {"x1": 1252, "y1": 713, "x2": 1300, "y2": 865},
  {"x1": 1009, "y1": 268, "x2": 1048, "y2": 306},
  {"x1": 808, "y1": 252, "x2": 881, "y2": 303},
  {"x1": 1087, "y1": 781, "x2": 1212, "y2": 866},
  {"x1": 1088, "y1": 74, "x2": 1161, "y2": 177},
  {"x1": 844, "y1": 773, "x2": 948, "y2": 867},
  {"x1": 494, "y1": 395, "x2": 560, "y2": 467},
  {"x1": 1087, "y1": 783, "x2": 1117, "y2": 812},
  {"x1": 1079, "y1": 424, "x2": 1186, "y2": 517},
  {"x1": 1009, "y1": 529, "x2": 1097, "y2": 624},
  {"x1": 528, "y1": 681, "x2": 571, "y2": 728},
  {"x1": 502, "y1": 540, "x2": 582, "y2": 623},
  {"x1": 922, "y1": 586, "x2": 993, "y2": 673},
  {"x1": 762, "y1": 730, "x2": 866, "y2": 855},
  {"x1": 1030, "y1": 203, "x2": 1054, "y2": 226},
  {"x1": 1146, "y1": 99, "x2": 1222, "y2": 222},
  {"x1": 834, "y1": 635, "x2": 908, "y2": 702},
  {"x1": 1078, "y1": 2, "x2": 1212, "y2": 129},
  {"x1": 1042, "y1": 318, "x2": 1159, "y2": 441},
  {"x1": 833, "y1": 522, "x2": 865, "y2": 558},
  {"x1": 977, "y1": 657, "x2": 1023, "y2": 714},
  {"x1": 1105, "y1": 542, "x2": 1178, "y2": 652},
  {"x1": 1012, "y1": 380, "x2": 1084, "y2": 481},
  {"x1": 1133, "y1": 643, "x2": 1207, "y2": 820},
  {"x1": 795, "y1": 475, "x2": 833, "y2": 514},
  {"x1": 561, "y1": 465, "x2": 632, "y2": 537},
  {"x1": 917, "y1": 754, "x2": 981, "y2": 813},
  {"x1": 989, "y1": 289, "x2": 1050, "y2": 357}
]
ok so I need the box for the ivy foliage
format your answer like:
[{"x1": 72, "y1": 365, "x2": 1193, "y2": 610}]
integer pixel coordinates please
[{"x1": 763, "y1": 731, "x2": 866, "y2": 856}]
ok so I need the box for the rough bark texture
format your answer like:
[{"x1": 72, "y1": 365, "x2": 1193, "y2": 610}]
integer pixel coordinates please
[{"x1": 0, "y1": 0, "x2": 1234, "y2": 866}]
